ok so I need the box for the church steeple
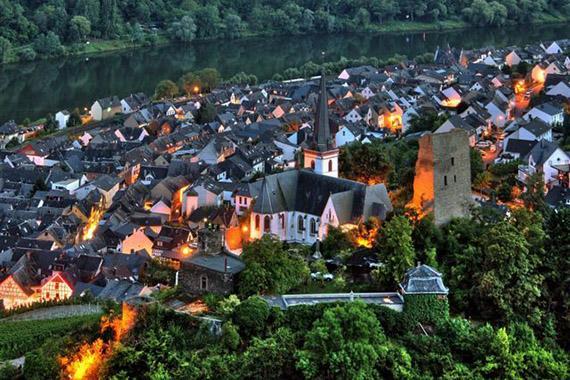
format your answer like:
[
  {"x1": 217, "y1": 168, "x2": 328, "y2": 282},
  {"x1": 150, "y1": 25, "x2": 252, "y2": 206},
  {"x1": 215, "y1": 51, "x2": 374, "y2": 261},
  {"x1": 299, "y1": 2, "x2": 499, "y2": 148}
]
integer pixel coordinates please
[
  {"x1": 313, "y1": 72, "x2": 333, "y2": 152},
  {"x1": 303, "y1": 72, "x2": 339, "y2": 178}
]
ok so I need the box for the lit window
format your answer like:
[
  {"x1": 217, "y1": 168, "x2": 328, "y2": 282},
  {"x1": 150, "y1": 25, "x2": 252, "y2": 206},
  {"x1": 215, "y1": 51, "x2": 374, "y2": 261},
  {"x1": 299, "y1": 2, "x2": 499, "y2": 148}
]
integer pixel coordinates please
[{"x1": 255, "y1": 215, "x2": 260, "y2": 230}]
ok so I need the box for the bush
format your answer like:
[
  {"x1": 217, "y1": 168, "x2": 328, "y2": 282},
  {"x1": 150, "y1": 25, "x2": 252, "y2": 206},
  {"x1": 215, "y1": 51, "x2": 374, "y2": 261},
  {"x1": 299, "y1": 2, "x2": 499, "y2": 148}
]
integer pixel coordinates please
[{"x1": 232, "y1": 296, "x2": 270, "y2": 339}]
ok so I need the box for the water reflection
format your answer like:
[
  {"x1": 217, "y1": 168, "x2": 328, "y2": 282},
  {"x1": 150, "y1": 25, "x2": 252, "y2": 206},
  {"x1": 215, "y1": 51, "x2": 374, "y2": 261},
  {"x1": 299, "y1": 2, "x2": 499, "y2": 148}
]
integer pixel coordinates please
[{"x1": 1, "y1": 23, "x2": 569, "y2": 123}]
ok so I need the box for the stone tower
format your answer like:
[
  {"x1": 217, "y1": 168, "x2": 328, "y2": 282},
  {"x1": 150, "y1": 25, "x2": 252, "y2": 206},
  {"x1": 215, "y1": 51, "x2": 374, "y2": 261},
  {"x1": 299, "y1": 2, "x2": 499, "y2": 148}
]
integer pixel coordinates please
[
  {"x1": 303, "y1": 73, "x2": 339, "y2": 178},
  {"x1": 411, "y1": 128, "x2": 472, "y2": 225}
]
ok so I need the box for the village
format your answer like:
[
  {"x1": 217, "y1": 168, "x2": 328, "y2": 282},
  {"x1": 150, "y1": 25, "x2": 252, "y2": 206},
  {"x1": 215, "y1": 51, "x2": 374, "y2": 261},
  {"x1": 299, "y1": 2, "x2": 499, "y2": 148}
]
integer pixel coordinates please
[{"x1": 0, "y1": 38, "x2": 569, "y2": 313}]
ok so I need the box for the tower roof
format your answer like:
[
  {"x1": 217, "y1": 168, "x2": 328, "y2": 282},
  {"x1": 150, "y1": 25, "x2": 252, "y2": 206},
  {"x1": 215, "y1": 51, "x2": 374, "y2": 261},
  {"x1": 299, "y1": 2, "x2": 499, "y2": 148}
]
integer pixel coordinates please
[{"x1": 312, "y1": 74, "x2": 333, "y2": 152}]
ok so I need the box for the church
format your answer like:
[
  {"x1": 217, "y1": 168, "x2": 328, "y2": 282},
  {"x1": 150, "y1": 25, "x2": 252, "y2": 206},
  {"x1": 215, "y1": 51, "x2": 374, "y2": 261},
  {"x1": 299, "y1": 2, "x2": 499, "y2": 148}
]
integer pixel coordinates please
[{"x1": 248, "y1": 74, "x2": 392, "y2": 245}]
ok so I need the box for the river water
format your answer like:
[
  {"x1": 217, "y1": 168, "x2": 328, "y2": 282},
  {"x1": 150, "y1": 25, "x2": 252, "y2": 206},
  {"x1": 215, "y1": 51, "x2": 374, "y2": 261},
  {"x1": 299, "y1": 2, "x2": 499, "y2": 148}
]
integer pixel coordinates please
[{"x1": 1, "y1": 23, "x2": 570, "y2": 123}]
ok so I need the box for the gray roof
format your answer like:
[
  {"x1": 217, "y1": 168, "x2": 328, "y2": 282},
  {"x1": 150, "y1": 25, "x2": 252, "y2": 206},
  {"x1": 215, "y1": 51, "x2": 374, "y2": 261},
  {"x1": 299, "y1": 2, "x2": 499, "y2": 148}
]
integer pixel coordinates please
[
  {"x1": 523, "y1": 119, "x2": 552, "y2": 137},
  {"x1": 504, "y1": 139, "x2": 538, "y2": 156},
  {"x1": 525, "y1": 139, "x2": 562, "y2": 166},
  {"x1": 185, "y1": 252, "x2": 245, "y2": 274},
  {"x1": 263, "y1": 292, "x2": 404, "y2": 310},
  {"x1": 311, "y1": 74, "x2": 334, "y2": 152},
  {"x1": 251, "y1": 169, "x2": 392, "y2": 220},
  {"x1": 399, "y1": 264, "x2": 449, "y2": 295}
]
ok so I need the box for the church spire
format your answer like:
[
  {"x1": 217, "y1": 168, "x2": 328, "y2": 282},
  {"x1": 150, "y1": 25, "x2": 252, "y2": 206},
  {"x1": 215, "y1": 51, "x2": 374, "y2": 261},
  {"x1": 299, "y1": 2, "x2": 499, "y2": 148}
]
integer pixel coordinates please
[{"x1": 312, "y1": 71, "x2": 332, "y2": 152}]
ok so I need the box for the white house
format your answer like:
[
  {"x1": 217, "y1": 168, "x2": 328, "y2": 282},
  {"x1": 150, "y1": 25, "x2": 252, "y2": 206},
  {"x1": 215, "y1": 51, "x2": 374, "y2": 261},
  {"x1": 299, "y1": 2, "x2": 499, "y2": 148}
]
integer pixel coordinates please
[
  {"x1": 504, "y1": 120, "x2": 553, "y2": 148},
  {"x1": 505, "y1": 50, "x2": 522, "y2": 67},
  {"x1": 55, "y1": 111, "x2": 70, "y2": 130},
  {"x1": 518, "y1": 140, "x2": 570, "y2": 187},
  {"x1": 523, "y1": 103, "x2": 564, "y2": 126},
  {"x1": 544, "y1": 41, "x2": 563, "y2": 55},
  {"x1": 91, "y1": 96, "x2": 121, "y2": 121},
  {"x1": 335, "y1": 125, "x2": 363, "y2": 147}
]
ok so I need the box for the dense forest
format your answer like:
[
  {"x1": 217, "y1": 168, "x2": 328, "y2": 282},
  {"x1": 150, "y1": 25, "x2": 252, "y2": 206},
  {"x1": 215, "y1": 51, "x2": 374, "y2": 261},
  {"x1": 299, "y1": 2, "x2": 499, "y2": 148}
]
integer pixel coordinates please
[{"x1": 1, "y1": 0, "x2": 570, "y2": 63}]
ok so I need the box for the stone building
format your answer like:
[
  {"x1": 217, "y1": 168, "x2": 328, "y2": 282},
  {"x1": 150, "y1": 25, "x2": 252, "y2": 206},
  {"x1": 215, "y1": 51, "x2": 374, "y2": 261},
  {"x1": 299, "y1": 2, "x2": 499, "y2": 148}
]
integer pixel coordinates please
[
  {"x1": 178, "y1": 228, "x2": 245, "y2": 295},
  {"x1": 411, "y1": 128, "x2": 472, "y2": 225}
]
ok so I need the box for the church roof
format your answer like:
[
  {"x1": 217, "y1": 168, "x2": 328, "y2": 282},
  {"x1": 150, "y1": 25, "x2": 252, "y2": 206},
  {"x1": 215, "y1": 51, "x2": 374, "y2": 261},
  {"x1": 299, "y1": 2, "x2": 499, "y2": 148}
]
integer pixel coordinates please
[{"x1": 252, "y1": 170, "x2": 392, "y2": 220}]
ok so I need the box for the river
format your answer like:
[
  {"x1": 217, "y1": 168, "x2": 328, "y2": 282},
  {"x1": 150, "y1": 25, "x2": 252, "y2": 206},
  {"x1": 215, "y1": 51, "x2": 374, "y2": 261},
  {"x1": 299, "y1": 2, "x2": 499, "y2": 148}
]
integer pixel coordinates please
[{"x1": 1, "y1": 23, "x2": 570, "y2": 124}]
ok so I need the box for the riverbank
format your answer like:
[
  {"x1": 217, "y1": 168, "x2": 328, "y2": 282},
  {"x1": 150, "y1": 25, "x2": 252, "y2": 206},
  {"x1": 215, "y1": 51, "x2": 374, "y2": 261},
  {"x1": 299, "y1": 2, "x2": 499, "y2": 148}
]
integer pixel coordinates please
[{"x1": 2, "y1": 16, "x2": 569, "y2": 66}]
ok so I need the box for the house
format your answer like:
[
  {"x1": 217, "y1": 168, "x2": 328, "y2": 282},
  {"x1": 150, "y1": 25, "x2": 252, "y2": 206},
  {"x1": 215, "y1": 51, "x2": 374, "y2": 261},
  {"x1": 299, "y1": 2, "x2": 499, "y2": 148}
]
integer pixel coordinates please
[
  {"x1": 38, "y1": 271, "x2": 75, "y2": 302},
  {"x1": 336, "y1": 124, "x2": 363, "y2": 147},
  {"x1": 518, "y1": 140, "x2": 570, "y2": 188},
  {"x1": 523, "y1": 103, "x2": 564, "y2": 126},
  {"x1": 178, "y1": 228, "x2": 245, "y2": 295},
  {"x1": 399, "y1": 264, "x2": 449, "y2": 295},
  {"x1": 505, "y1": 50, "x2": 522, "y2": 67},
  {"x1": 121, "y1": 227, "x2": 155, "y2": 255},
  {"x1": 121, "y1": 93, "x2": 149, "y2": 114},
  {"x1": 543, "y1": 41, "x2": 563, "y2": 55},
  {"x1": 0, "y1": 120, "x2": 19, "y2": 148},
  {"x1": 504, "y1": 119, "x2": 552, "y2": 146},
  {"x1": 91, "y1": 96, "x2": 121, "y2": 121},
  {"x1": 249, "y1": 170, "x2": 392, "y2": 245},
  {"x1": 55, "y1": 110, "x2": 70, "y2": 130}
]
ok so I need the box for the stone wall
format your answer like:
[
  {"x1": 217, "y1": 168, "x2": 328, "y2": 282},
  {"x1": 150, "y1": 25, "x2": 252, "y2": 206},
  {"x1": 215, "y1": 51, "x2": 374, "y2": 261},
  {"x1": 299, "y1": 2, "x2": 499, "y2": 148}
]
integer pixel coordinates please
[
  {"x1": 412, "y1": 128, "x2": 472, "y2": 225},
  {"x1": 178, "y1": 264, "x2": 236, "y2": 296}
]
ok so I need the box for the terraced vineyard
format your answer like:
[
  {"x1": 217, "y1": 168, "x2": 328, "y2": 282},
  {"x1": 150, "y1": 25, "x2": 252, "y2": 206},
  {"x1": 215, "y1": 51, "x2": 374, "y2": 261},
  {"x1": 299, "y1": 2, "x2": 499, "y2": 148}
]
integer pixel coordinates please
[{"x1": 0, "y1": 314, "x2": 101, "y2": 360}]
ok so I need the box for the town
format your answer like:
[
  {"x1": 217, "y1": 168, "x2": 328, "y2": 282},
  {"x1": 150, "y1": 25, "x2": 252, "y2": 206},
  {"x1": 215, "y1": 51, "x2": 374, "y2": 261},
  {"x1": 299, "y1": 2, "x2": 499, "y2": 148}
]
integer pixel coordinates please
[{"x1": 0, "y1": 38, "x2": 569, "y2": 378}]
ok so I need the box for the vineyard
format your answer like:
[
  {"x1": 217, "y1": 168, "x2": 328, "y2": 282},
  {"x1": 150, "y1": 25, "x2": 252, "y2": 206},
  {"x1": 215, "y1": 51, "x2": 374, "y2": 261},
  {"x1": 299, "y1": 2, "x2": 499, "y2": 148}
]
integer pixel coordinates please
[{"x1": 0, "y1": 314, "x2": 101, "y2": 360}]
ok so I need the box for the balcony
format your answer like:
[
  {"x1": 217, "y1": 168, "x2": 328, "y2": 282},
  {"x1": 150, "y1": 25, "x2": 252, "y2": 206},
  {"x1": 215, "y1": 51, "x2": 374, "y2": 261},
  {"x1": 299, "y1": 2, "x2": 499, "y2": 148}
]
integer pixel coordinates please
[{"x1": 517, "y1": 165, "x2": 536, "y2": 184}]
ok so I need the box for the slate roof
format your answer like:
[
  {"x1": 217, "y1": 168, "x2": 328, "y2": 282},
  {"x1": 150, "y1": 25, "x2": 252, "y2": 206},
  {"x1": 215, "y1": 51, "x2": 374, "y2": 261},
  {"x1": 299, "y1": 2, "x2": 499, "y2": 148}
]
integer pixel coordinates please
[
  {"x1": 504, "y1": 139, "x2": 538, "y2": 156},
  {"x1": 400, "y1": 264, "x2": 448, "y2": 295},
  {"x1": 522, "y1": 119, "x2": 551, "y2": 137},
  {"x1": 525, "y1": 139, "x2": 562, "y2": 166},
  {"x1": 252, "y1": 169, "x2": 392, "y2": 220},
  {"x1": 184, "y1": 252, "x2": 245, "y2": 274}
]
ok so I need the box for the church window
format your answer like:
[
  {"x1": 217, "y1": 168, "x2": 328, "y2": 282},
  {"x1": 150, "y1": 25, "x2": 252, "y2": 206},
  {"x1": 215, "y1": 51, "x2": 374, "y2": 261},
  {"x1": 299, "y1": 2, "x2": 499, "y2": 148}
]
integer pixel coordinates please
[
  {"x1": 279, "y1": 214, "x2": 285, "y2": 229},
  {"x1": 328, "y1": 160, "x2": 333, "y2": 172},
  {"x1": 264, "y1": 215, "x2": 271, "y2": 233},
  {"x1": 310, "y1": 219, "x2": 318, "y2": 235},
  {"x1": 255, "y1": 215, "x2": 260, "y2": 230},
  {"x1": 311, "y1": 160, "x2": 315, "y2": 170},
  {"x1": 298, "y1": 215, "x2": 305, "y2": 231}
]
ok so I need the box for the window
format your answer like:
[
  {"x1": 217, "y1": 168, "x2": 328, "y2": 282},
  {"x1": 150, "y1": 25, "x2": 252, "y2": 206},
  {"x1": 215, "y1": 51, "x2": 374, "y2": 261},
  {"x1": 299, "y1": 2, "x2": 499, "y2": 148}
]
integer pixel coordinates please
[
  {"x1": 298, "y1": 215, "x2": 305, "y2": 231},
  {"x1": 451, "y1": 157, "x2": 455, "y2": 166},
  {"x1": 328, "y1": 160, "x2": 333, "y2": 172},
  {"x1": 444, "y1": 176, "x2": 448, "y2": 186},
  {"x1": 200, "y1": 275, "x2": 208, "y2": 290},
  {"x1": 279, "y1": 214, "x2": 285, "y2": 229},
  {"x1": 54, "y1": 282, "x2": 59, "y2": 290},
  {"x1": 454, "y1": 175, "x2": 457, "y2": 183},
  {"x1": 264, "y1": 215, "x2": 271, "y2": 233},
  {"x1": 310, "y1": 219, "x2": 318, "y2": 235},
  {"x1": 255, "y1": 215, "x2": 260, "y2": 230},
  {"x1": 311, "y1": 160, "x2": 315, "y2": 170}
]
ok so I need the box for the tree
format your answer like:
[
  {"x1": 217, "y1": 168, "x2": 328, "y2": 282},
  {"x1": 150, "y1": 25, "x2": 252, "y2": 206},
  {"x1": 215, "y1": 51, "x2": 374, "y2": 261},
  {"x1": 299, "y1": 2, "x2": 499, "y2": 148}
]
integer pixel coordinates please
[
  {"x1": 376, "y1": 215, "x2": 416, "y2": 286},
  {"x1": 470, "y1": 148, "x2": 484, "y2": 182},
  {"x1": 475, "y1": 221, "x2": 543, "y2": 323},
  {"x1": 179, "y1": 72, "x2": 201, "y2": 96},
  {"x1": 197, "y1": 68, "x2": 221, "y2": 92},
  {"x1": 195, "y1": 5, "x2": 221, "y2": 39},
  {"x1": 408, "y1": 111, "x2": 447, "y2": 134},
  {"x1": 169, "y1": 15, "x2": 197, "y2": 42},
  {"x1": 129, "y1": 23, "x2": 145, "y2": 45},
  {"x1": 238, "y1": 235, "x2": 309, "y2": 296},
  {"x1": 100, "y1": 0, "x2": 119, "y2": 38},
  {"x1": 0, "y1": 36, "x2": 11, "y2": 63},
  {"x1": 521, "y1": 172, "x2": 546, "y2": 212},
  {"x1": 223, "y1": 13, "x2": 244, "y2": 39},
  {"x1": 154, "y1": 80, "x2": 179, "y2": 100},
  {"x1": 69, "y1": 15, "x2": 91, "y2": 42},
  {"x1": 296, "y1": 302, "x2": 388, "y2": 379},
  {"x1": 340, "y1": 141, "x2": 393, "y2": 185},
  {"x1": 67, "y1": 108, "x2": 82, "y2": 127},
  {"x1": 196, "y1": 103, "x2": 218, "y2": 124},
  {"x1": 34, "y1": 32, "x2": 64, "y2": 56},
  {"x1": 320, "y1": 226, "x2": 354, "y2": 258}
]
